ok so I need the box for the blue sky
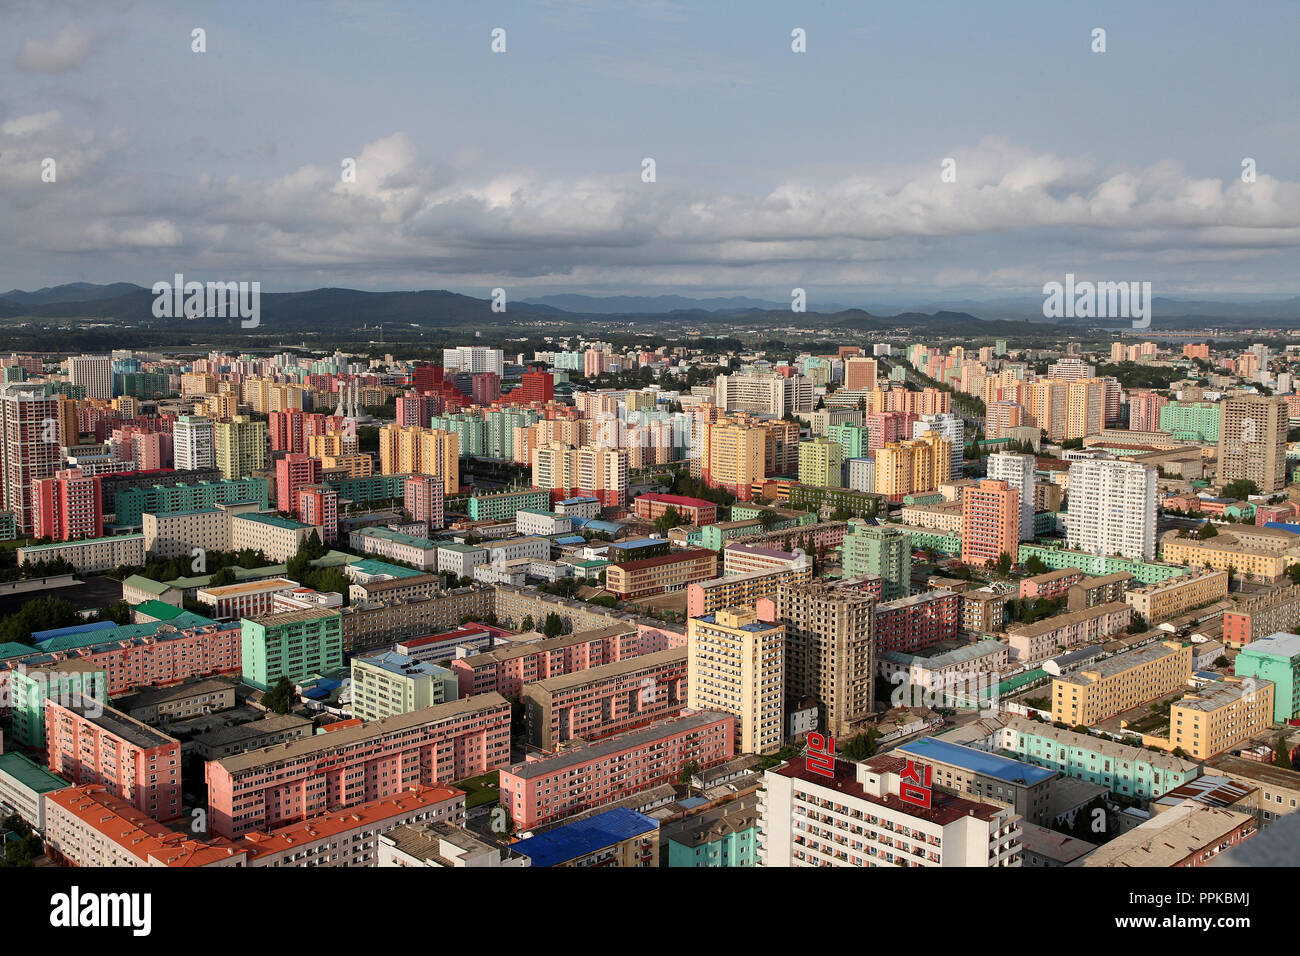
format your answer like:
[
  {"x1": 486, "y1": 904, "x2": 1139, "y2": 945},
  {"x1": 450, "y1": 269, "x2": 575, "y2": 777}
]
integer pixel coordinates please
[{"x1": 1, "y1": 0, "x2": 1297, "y2": 305}]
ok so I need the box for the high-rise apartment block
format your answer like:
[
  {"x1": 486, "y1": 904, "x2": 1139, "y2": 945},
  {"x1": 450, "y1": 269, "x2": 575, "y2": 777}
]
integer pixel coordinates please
[
  {"x1": 1065, "y1": 458, "x2": 1157, "y2": 561},
  {"x1": 1217, "y1": 394, "x2": 1287, "y2": 493},
  {"x1": 961, "y1": 479, "x2": 1020, "y2": 568},
  {"x1": 687, "y1": 607, "x2": 786, "y2": 755}
]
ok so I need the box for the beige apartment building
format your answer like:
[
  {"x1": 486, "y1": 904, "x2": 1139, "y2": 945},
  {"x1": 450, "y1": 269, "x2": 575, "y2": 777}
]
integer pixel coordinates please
[
  {"x1": 687, "y1": 607, "x2": 785, "y2": 755},
  {"x1": 1124, "y1": 568, "x2": 1229, "y2": 623},
  {"x1": 378, "y1": 425, "x2": 460, "y2": 495},
  {"x1": 1051, "y1": 640, "x2": 1193, "y2": 725},
  {"x1": 1217, "y1": 394, "x2": 1288, "y2": 493},
  {"x1": 1163, "y1": 679, "x2": 1275, "y2": 760}
]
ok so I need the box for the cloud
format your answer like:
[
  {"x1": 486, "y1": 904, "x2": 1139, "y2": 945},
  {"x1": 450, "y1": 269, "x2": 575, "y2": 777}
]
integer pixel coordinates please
[
  {"x1": 1, "y1": 111, "x2": 61, "y2": 137},
  {"x1": 17, "y1": 24, "x2": 95, "y2": 73}
]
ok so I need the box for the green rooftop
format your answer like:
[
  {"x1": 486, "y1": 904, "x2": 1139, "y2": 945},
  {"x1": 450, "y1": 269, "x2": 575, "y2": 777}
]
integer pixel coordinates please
[
  {"x1": 36, "y1": 611, "x2": 218, "y2": 653},
  {"x1": 0, "y1": 642, "x2": 39, "y2": 660},
  {"x1": 0, "y1": 753, "x2": 70, "y2": 794},
  {"x1": 122, "y1": 575, "x2": 172, "y2": 596},
  {"x1": 135, "y1": 600, "x2": 185, "y2": 621}
]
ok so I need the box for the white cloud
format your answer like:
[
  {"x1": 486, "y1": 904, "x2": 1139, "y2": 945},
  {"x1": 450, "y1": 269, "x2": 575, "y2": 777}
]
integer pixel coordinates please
[
  {"x1": 2, "y1": 111, "x2": 61, "y2": 137},
  {"x1": 17, "y1": 24, "x2": 95, "y2": 73}
]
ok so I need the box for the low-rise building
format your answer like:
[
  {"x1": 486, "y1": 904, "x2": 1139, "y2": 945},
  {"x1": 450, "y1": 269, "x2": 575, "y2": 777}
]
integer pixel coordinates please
[
  {"x1": 192, "y1": 713, "x2": 314, "y2": 760},
  {"x1": 1066, "y1": 571, "x2": 1135, "y2": 612},
  {"x1": 1004, "y1": 602, "x2": 1132, "y2": 663},
  {"x1": 350, "y1": 651, "x2": 458, "y2": 721},
  {"x1": 511, "y1": 807, "x2": 659, "y2": 867},
  {"x1": 1051, "y1": 640, "x2": 1194, "y2": 725},
  {"x1": 196, "y1": 578, "x2": 299, "y2": 620},
  {"x1": 0, "y1": 752, "x2": 71, "y2": 831},
  {"x1": 606, "y1": 549, "x2": 719, "y2": 600},
  {"x1": 378, "y1": 821, "x2": 529, "y2": 867},
  {"x1": 1078, "y1": 800, "x2": 1255, "y2": 867},
  {"x1": 894, "y1": 736, "x2": 1058, "y2": 825},
  {"x1": 113, "y1": 678, "x2": 236, "y2": 724},
  {"x1": 499, "y1": 711, "x2": 735, "y2": 829},
  {"x1": 1124, "y1": 569, "x2": 1230, "y2": 623},
  {"x1": 1163, "y1": 679, "x2": 1275, "y2": 760}
]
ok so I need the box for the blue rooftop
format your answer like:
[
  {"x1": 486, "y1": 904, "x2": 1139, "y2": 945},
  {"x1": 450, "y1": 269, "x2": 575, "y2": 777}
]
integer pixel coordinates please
[
  {"x1": 555, "y1": 535, "x2": 586, "y2": 545},
  {"x1": 1264, "y1": 522, "x2": 1300, "y2": 535},
  {"x1": 897, "y1": 737, "x2": 1056, "y2": 785},
  {"x1": 616, "y1": 538, "x2": 661, "y2": 549},
  {"x1": 511, "y1": 808, "x2": 657, "y2": 868}
]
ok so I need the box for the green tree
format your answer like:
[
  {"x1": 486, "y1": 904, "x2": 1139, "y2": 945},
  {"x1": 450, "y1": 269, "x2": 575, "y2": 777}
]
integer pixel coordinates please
[
  {"x1": 1196, "y1": 522, "x2": 1218, "y2": 539},
  {"x1": 520, "y1": 615, "x2": 535, "y2": 631},
  {"x1": 262, "y1": 676, "x2": 295, "y2": 715},
  {"x1": 1127, "y1": 612, "x2": 1147, "y2": 634},
  {"x1": 653, "y1": 506, "x2": 682, "y2": 535},
  {"x1": 1024, "y1": 554, "x2": 1048, "y2": 575},
  {"x1": 1222, "y1": 479, "x2": 1260, "y2": 501},
  {"x1": 678, "y1": 760, "x2": 702, "y2": 786},
  {"x1": 210, "y1": 566, "x2": 238, "y2": 587},
  {"x1": 542, "y1": 612, "x2": 564, "y2": 638},
  {"x1": 1274, "y1": 734, "x2": 1293, "y2": 770},
  {"x1": 0, "y1": 596, "x2": 81, "y2": 643},
  {"x1": 842, "y1": 730, "x2": 879, "y2": 761},
  {"x1": 96, "y1": 600, "x2": 133, "y2": 625},
  {"x1": 757, "y1": 509, "x2": 781, "y2": 530},
  {"x1": 995, "y1": 553, "x2": 1013, "y2": 576}
]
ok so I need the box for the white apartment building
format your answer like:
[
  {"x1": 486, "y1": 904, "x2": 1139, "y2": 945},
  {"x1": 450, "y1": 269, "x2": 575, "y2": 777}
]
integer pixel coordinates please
[
  {"x1": 714, "y1": 370, "x2": 815, "y2": 417},
  {"x1": 70, "y1": 355, "x2": 112, "y2": 401},
  {"x1": 174, "y1": 415, "x2": 216, "y2": 471},
  {"x1": 480, "y1": 536, "x2": 550, "y2": 565},
  {"x1": 1065, "y1": 458, "x2": 1157, "y2": 561},
  {"x1": 0, "y1": 383, "x2": 62, "y2": 536},
  {"x1": 443, "y1": 346, "x2": 504, "y2": 377},
  {"x1": 913, "y1": 413, "x2": 964, "y2": 477},
  {"x1": 230, "y1": 513, "x2": 317, "y2": 563},
  {"x1": 760, "y1": 754, "x2": 1023, "y2": 867},
  {"x1": 142, "y1": 507, "x2": 231, "y2": 559},
  {"x1": 18, "y1": 534, "x2": 146, "y2": 574},
  {"x1": 986, "y1": 452, "x2": 1036, "y2": 542},
  {"x1": 514, "y1": 509, "x2": 574, "y2": 537}
]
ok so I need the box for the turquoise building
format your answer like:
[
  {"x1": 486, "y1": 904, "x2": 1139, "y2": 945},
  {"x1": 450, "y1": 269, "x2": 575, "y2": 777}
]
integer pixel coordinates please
[
  {"x1": 1234, "y1": 632, "x2": 1300, "y2": 723},
  {"x1": 664, "y1": 798, "x2": 760, "y2": 868},
  {"x1": 1159, "y1": 401, "x2": 1220, "y2": 442},
  {"x1": 113, "y1": 477, "x2": 269, "y2": 527},
  {"x1": 1017, "y1": 543, "x2": 1187, "y2": 585},
  {"x1": 9, "y1": 659, "x2": 108, "y2": 750}
]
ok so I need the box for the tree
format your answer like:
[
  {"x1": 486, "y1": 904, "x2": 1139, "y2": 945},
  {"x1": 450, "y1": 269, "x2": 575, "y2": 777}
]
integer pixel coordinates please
[
  {"x1": 210, "y1": 566, "x2": 238, "y2": 587},
  {"x1": 262, "y1": 676, "x2": 295, "y2": 715},
  {"x1": 1274, "y1": 734, "x2": 1293, "y2": 770},
  {"x1": 542, "y1": 612, "x2": 564, "y2": 638},
  {"x1": 995, "y1": 553, "x2": 1013, "y2": 576},
  {"x1": 1127, "y1": 612, "x2": 1147, "y2": 634},
  {"x1": 653, "y1": 506, "x2": 682, "y2": 535},
  {"x1": 520, "y1": 615, "x2": 535, "y2": 631},
  {"x1": 0, "y1": 596, "x2": 81, "y2": 643},
  {"x1": 1213, "y1": 655, "x2": 1230, "y2": 668},
  {"x1": 842, "y1": 731, "x2": 879, "y2": 761},
  {"x1": 1196, "y1": 522, "x2": 1218, "y2": 539},
  {"x1": 757, "y1": 509, "x2": 781, "y2": 530},
  {"x1": 678, "y1": 760, "x2": 702, "y2": 786},
  {"x1": 1222, "y1": 479, "x2": 1259, "y2": 501},
  {"x1": 1024, "y1": 554, "x2": 1048, "y2": 575},
  {"x1": 96, "y1": 600, "x2": 132, "y2": 625}
]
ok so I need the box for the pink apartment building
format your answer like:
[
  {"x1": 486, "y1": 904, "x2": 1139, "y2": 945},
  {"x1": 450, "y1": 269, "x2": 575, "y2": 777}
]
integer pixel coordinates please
[
  {"x1": 499, "y1": 710, "x2": 735, "y2": 829},
  {"x1": 45, "y1": 701, "x2": 182, "y2": 822},
  {"x1": 44, "y1": 783, "x2": 464, "y2": 868},
  {"x1": 204, "y1": 693, "x2": 511, "y2": 838},
  {"x1": 521, "y1": 647, "x2": 689, "y2": 751},
  {"x1": 449, "y1": 624, "x2": 643, "y2": 698},
  {"x1": 3, "y1": 621, "x2": 243, "y2": 696},
  {"x1": 1019, "y1": 567, "x2": 1085, "y2": 601}
]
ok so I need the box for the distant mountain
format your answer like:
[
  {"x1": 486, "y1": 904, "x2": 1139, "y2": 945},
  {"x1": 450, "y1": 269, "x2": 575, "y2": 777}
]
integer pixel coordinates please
[
  {"x1": 0, "y1": 282, "x2": 146, "y2": 306},
  {"x1": 520, "y1": 293, "x2": 855, "y2": 314}
]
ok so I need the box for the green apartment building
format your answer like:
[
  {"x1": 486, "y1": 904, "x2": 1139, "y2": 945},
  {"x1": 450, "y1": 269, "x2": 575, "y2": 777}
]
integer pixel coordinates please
[
  {"x1": 997, "y1": 715, "x2": 1200, "y2": 802},
  {"x1": 825, "y1": 422, "x2": 871, "y2": 462},
  {"x1": 9, "y1": 660, "x2": 108, "y2": 750},
  {"x1": 841, "y1": 520, "x2": 911, "y2": 600},
  {"x1": 467, "y1": 488, "x2": 551, "y2": 522},
  {"x1": 113, "y1": 477, "x2": 270, "y2": 527},
  {"x1": 241, "y1": 607, "x2": 343, "y2": 691},
  {"x1": 798, "y1": 437, "x2": 843, "y2": 489},
  {"x1": 326, "y1": 473, "x2": 409, "y2": 505},
  {"x1": 429, "y1": 412, "x2": 487, "y2": 458},
  {"x1": 786, "y1": 484, "x2": 881, "y2": 518},
  {"x1": 350, "y1": 651, "x2": 459, "y2": 721},
  {"x1": 662, "y1": 795, "x2": 760, "y2": 868},
  {"x1": 1159, "y1": 401, "x2": 1221, "y2": 442},
  {"x1": 484, "y1": 408, "x2": 540, "y2": 460},
  {"x1": 1234, "y1": 632, "x2": 1300, "y2": 723},
  {"x1": 1017, "y1": 543, "x2": 1188, "y2": 585}
]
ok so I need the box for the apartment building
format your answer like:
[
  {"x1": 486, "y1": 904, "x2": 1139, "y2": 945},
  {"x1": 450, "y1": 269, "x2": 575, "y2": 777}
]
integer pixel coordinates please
[
  {"x1": 1065, "y1": 458, "x2": 1158, "y2": 562},
  {"x1": 687, "y1": 607, "x2": 786, "y2": 755},
  {"x1": 18, "y1": 533, "x2": 145, "y2": 574},
  {"x1": 698, "y1": 419, "x2": 767, "y2": 501},
  {"x1": 112, "y1": 476, "x2": 269, "y2": 527},
  {"x1": 44, "y1": 700, "x2": 182, "y2": 821},
  {"x1": 449, "y1": 624, "x2": 639, "y2": 698},
  {"x1": 1166, "y1": 679, "x2": 1275, "y2": 760},
  {"x1": 994, "y1": 715, "x2": 1199, "y2": 801},
  {"x1": 192, "y1": 713, "x2": 313, "y2": 760},
  {"x1": 1234, "y1": 632, "x2": 1300, "y2": 722},
  {"x1": 961, "y1": 479, "x2": 1020, "y2": 568},
  {"x1": 378, "y1": 425, "x2": 460, "y2": 495},
  {"x1": 1217, "y1": 394, "x2": 1288, "y2": 493},
  {"x1": 205, "y1": 694, "x2": 511, "y2": 837},
  {"x1": 633, "y1": 493, "x2": 718, "y2": 527},
  {"x1": 1221, "y1": 587, "x2": 1300, "y2": 648},
  {"x1": 960, "y1": 588, "x2": 1010, "y2": 634},
  {"x1": 840, "y1": 522, "x2": 911, "y2": 601},
  {"x1": 1204, "y1": 755, "x2": 1300, "y2": 828},
  {"x1": 348, "y1": 572, "x2": 444, "y2": 608},
  {"x1": 1124, "y1": 569, "x2": 1229, "y2": 623},
  {"x1": 240, "y1": 607, "x2": 343, "y2": 691},
  {"x1": 875, "y1": 433, "x2": 952, "y2": 502},
  {"x1": 1020, "y1": 567, "x2": 1084, "y2": 601},
  {"x1": 759, "y1": 754, "x2": 1022, "y2": 867},
  {"x1": 1066, "y1": 571, "x2": 1134, "y2": 612},
  {"x1": 142, "y1": 507, "x2": 231, "y2": 559},
  {"x1": 762, "y1": 580, "x2": 875, "y2": 737},
  {"x1": 606, "y1": 549, "x2": 719, "y2": 600},
  {"x1": 33, "y1": 468, "x2": 103, "y2": 541},
  {"x1": 499, "y1": 711, "x2": 735, "y2": 829},
  {"x1": 350, "y1": 651, "x2": 459, "y2": 721},
  {"x1": 686, "y1": 562, "x2": 813, "y2": 618},
  {"x1": 1079, "y1": 801, "x2": 1255, "y2": 867},
  {"x1": 297, "y1": 484, "x2": 339, "y2": 543},
  {"x1": 721, "y1": 542, "x2": 812, "y2": 577},
  {"x1": 1159, "y1": 532, "x2": 1299, "y2": 584},
  {"x1": 230, "y1": 512, "x2": 317, "y2": 563},
  {"x1": 894, "y1": 736, "x2": 1057, "y2": 825},
  {"x1": 350, "y1": 527, "x2": 440, "y2": 570},
  {"x1": 340, "y1": 586, "x2": 492, "y2": 653},
  {"x1": 214, "y1": 415, "x2": 268, "y2": 480},
  {"x1": 874, "y1": 590, "x2": 960, "y2": 657},
  {"x1": 522, "y1": 647, "x2": 688, "y2": 751},
  {"x1": 1051, "y1": 641, "x2": 1193, "y2": 725},
  {"x1": 113, "y1": 678, "x2": 236, "y2": 723},
  {"x1": 1004, "y1": 602, "x2": 1132, "y2": 663}
]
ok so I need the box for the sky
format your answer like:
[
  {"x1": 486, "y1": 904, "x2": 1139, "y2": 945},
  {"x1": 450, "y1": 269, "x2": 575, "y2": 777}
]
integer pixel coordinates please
[{"x1": 1, "y1": 0, "x2": 1298, "y2": 307}]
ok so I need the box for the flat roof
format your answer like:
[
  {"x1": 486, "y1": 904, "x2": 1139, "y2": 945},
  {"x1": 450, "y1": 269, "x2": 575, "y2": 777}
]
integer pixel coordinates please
[
  {"x1": 525, "y1": 647, "x2": 687, "y2": 694},
  {"x1": 246, "y1": 606, "x2": 340, "y2": 627},
  {"x1": 348, "y1": 558, "x2": 425, "y2": 578},
  {"x1": 233, "y1": 512, "x2": 312, "y2": 531},
  {"x1": 0, "y1": 752, "x2": 71, "y2": 794},
  {"x1": 1057, "y1": 641, "x2": 1186, "y2": 687},
  {"x1": 216, "y1": 693, "x2": 508, "y2": 773},
  {"x1": 897, "y1": 737, "x2": 1056, "y2": 785},
  {"x1": 458, "y1": 624, "x2": 635, "y2": 667},
  {"x1": 199, "y1": 578, "x2": 297, "y2": 597},
  {"x1": 506, "y1": 712, "x2": 729, "y2": 780},
  {"x1": 612, "y1": 548, "x2": 714, "y2": 572},
  {"x1": 511, "y1": 807, "x2": 657, "y2": 867},
  {"x1": 192, "y1": 713, "x2": 313, "y2": 748},
  {"x1": 60, "y1": 702, "x2": 178, "y2": 751},
  {"x1": 1239, "y1": 631, "x2": 1300, "y2": 658},
  {"x1": 1006, "y1": 601, "x2": 1130, "y2": 639}
]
